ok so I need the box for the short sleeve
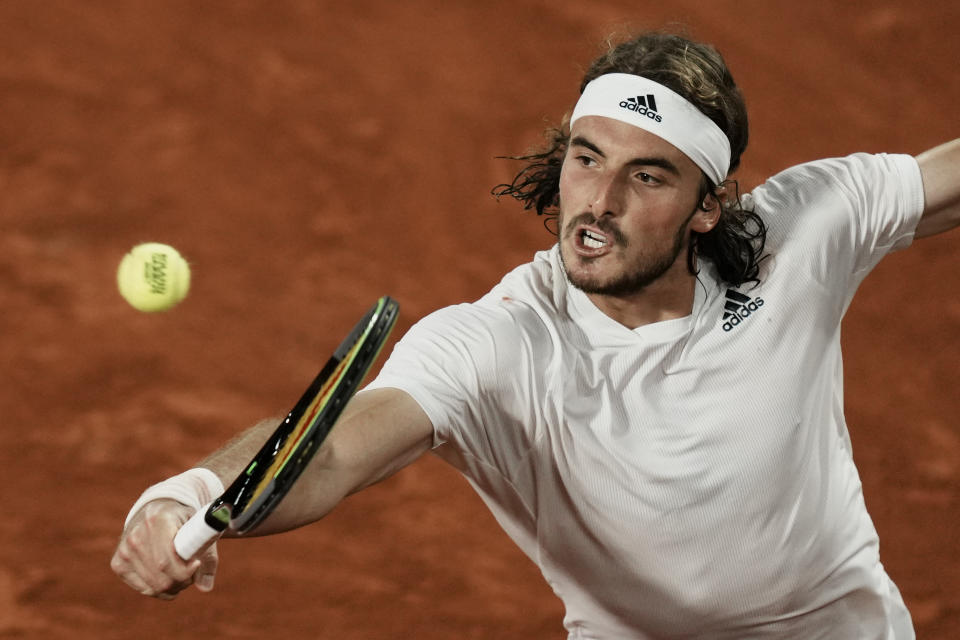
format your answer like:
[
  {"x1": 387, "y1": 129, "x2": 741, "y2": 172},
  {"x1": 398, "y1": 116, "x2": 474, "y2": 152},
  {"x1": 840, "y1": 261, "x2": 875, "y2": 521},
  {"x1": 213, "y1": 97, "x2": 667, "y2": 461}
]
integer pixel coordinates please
[
  {"x1": 365, "y1": 305, "x2": 490, "y2": 448},
  {"x1": 364, "y1": 300, "x2": 551, "y2": 474},
  {"x1": 835, "y1": 153, "x2": 924, "y2": 274},
  {"x1": 751, "y1": 152, "x2": 925, "y2": 297}
]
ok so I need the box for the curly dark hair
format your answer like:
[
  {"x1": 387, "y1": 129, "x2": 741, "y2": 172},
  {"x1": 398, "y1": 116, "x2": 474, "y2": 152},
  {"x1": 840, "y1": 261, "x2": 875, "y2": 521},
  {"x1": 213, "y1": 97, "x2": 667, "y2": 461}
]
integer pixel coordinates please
[{"x1": 492, "y1": 31, "x2": 767, "y2": 287}]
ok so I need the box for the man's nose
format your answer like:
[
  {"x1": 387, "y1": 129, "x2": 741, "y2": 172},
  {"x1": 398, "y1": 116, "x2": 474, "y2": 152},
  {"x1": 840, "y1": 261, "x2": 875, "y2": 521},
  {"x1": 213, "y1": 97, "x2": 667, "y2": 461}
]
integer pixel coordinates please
[{"x1": 590, "y1": 170, "x2": 626, "y2": 217}]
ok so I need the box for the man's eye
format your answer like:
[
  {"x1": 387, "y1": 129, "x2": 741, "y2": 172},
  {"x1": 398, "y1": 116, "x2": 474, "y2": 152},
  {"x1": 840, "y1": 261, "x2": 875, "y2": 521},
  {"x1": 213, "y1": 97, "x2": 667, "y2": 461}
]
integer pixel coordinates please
[
  {"x1": 637, "y1": 172, "x2": 659, "y2": 184},
  {"x1": 577, "y1": 155, "x2": 596, "y2": 167}
]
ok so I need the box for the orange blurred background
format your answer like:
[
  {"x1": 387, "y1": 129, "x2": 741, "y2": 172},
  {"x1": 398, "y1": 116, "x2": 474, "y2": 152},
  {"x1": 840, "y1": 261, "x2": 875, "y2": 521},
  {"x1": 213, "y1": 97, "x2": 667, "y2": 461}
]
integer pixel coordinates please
[{"x1": 0, "y1": 2, "x2": 957, "y2": 638}]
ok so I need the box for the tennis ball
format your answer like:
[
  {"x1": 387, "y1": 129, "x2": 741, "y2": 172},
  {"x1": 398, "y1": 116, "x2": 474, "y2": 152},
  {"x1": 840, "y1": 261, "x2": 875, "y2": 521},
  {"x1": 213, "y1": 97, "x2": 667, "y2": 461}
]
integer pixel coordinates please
[{"x1": 117, "y1": 243, "x2": 191, "y2": 312}]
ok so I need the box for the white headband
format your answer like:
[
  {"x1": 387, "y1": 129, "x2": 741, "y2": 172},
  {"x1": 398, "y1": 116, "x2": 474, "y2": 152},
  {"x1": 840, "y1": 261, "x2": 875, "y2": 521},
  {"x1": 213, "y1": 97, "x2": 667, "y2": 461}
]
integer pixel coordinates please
[{"x1": 570, "y1": 73, "x2": 731, "y2": 184}]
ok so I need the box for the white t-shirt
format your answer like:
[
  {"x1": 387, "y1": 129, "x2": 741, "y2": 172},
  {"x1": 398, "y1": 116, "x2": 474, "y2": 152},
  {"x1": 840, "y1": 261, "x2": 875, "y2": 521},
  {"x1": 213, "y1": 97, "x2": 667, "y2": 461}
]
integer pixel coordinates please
[{"x1": 366, "y1": 153, "x2": 925, "y2": 639}]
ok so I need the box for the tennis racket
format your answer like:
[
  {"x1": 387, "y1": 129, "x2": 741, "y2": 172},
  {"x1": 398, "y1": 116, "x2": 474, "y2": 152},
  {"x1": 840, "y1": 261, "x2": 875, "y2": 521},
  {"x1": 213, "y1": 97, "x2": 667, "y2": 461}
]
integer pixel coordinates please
[{"x1": 173, "y1": 295, "x2": 399, "y2": 560}]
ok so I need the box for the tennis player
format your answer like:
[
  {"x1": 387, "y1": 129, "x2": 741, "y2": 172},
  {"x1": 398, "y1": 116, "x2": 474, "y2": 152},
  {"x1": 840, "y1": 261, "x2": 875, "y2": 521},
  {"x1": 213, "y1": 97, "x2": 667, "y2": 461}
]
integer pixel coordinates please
[{"x1": 112, "y1": 31, "x2": 959, "y2": 639}]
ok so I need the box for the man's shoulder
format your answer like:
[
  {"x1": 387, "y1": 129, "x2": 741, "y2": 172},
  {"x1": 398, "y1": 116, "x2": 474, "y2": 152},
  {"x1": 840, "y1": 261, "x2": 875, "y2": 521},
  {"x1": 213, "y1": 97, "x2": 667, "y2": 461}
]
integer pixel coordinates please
[
  {"x1": 412, "y1": 249, "x2": 563, "y2": 347},
  {"x1": 751, "y1": 152, "x2": 918, "y2": 204},
  {"x1": 487, "y1": 247, "x2": 563, "y2": 306}
]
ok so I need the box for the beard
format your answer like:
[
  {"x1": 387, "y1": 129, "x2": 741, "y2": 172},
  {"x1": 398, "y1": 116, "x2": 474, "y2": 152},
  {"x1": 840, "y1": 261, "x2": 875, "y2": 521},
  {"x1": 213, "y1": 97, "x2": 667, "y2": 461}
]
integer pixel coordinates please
[{"x1": 559, "y1": 207, "x2": 696, "y2": 297}]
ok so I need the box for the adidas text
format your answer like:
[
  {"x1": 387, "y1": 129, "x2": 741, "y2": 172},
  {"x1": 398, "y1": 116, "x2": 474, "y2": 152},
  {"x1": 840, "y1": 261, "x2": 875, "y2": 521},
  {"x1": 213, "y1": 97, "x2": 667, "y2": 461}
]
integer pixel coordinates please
[
  {"x1": 722, "y1": 290, "x2": 764, "y2": 332},
  {"x1": 619, "y1": 95, "x2": 662, "y2": 122}
]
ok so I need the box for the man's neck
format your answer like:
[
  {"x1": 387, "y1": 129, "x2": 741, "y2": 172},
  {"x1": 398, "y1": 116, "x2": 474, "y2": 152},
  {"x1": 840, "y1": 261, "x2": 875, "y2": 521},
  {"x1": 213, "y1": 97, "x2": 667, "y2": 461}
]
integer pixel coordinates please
[{"x1": 585, "y1": 270, "x2": 698, "y2": 330}]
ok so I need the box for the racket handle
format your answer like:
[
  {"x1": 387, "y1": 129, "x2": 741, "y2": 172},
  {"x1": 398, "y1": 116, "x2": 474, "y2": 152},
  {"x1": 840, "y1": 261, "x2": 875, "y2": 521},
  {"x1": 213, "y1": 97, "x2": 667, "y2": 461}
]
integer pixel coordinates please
[{"x1": 174, "y1": 503, "x2": 222, "y2": 560}]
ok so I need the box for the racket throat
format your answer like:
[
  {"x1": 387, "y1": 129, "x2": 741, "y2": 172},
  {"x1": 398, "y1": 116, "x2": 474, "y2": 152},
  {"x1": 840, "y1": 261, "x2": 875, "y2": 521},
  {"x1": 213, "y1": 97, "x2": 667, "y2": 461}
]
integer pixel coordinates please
[{"x1": 205, "y1": 500, "x2": 233, "y2": 532}]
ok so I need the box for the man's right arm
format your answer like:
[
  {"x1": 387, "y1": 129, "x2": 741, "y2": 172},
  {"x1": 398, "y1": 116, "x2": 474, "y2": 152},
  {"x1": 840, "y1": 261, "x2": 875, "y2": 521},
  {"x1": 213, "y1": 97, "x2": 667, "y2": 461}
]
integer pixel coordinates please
[
  {"x1": 110, "y1": 387, "x2": 434, "y2": 598},
  {"x1": 245, "y1": 386, "x2": 434, "y2": 535}
]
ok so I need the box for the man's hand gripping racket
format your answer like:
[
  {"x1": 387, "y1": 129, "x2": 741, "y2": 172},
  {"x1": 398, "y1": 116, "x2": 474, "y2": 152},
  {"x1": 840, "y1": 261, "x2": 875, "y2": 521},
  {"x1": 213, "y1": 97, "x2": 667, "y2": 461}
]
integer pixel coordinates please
[{"x1": 173, "y1": 296, "x2": 399, "y2": 560}]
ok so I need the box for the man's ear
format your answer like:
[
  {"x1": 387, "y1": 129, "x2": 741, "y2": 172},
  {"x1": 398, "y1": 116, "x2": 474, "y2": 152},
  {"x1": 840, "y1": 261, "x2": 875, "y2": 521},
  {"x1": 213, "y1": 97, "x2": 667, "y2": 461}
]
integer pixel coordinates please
[{"x1": 691, "y1": 188, "x2": 723, "y2": 233}]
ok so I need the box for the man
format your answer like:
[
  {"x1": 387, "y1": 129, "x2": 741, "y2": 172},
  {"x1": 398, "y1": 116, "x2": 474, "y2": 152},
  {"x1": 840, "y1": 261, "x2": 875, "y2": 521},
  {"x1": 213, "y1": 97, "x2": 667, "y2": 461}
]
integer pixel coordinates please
[{"x1": 112, "y1": 32, "x2": 959, "y2": 638}]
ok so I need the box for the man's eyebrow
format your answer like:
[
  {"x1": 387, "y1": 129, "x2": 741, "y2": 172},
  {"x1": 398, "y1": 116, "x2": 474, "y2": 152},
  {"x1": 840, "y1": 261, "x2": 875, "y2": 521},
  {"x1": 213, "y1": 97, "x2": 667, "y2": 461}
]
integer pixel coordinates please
[
  {"x1": 570, "y1": 135, "x2": 605, "y2": 157},
  {"x1": 569, "y1": 134, "x2": 681, "y2": 176}
]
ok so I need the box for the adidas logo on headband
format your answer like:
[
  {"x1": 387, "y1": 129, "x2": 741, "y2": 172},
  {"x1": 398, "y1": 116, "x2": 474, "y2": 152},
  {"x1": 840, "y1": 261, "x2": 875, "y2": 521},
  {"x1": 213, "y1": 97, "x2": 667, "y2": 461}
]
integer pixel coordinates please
[{"x1": 619, "y1": 94, "x2": 662, "y2": 123}]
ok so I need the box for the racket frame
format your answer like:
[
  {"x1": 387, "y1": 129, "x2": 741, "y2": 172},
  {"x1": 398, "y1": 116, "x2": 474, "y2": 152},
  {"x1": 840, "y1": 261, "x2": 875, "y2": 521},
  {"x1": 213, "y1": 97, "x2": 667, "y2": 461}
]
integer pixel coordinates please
[{"x1": 173, "y1": 296, "x2": 398, "y2": 559}]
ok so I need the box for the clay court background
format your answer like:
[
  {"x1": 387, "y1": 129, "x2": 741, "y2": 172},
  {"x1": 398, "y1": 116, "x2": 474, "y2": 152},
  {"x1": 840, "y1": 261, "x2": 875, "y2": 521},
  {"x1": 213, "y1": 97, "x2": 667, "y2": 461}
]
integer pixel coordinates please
[{"x1": 1, "y1": 1, "x2": 957, "y2": 638}]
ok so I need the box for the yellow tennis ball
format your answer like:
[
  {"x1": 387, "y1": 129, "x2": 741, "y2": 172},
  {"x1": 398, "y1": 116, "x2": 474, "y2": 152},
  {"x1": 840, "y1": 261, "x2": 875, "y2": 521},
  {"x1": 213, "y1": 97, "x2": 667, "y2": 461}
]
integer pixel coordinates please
[{"x1": 117, "y1": 243, "x2": 191, "y2": 312}]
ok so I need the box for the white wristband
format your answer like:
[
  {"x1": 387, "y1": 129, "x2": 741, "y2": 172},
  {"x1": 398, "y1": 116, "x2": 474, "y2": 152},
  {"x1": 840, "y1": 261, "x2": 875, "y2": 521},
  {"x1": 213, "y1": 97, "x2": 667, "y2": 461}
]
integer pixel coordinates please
[{"x1": 123, "y1": 468, "x2": 225, "y2": 530}]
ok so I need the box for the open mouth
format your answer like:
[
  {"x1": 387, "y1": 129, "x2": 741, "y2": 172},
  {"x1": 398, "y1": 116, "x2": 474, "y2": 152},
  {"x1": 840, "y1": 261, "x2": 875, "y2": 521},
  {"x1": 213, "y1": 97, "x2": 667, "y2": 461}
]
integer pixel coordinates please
[
  {"x1": 581, "y1": 228, "x2": 607, "y2": 249},
  {"x1": 572, "y1": 224, "x2": 616, "y2": 256}
]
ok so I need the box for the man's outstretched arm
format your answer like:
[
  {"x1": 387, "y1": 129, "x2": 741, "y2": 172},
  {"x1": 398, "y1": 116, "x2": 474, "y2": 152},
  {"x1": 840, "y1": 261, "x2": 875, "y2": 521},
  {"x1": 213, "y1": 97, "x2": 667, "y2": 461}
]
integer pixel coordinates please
[{"x1": 110, "y1": 387, "x2": 433, "y2": 599}]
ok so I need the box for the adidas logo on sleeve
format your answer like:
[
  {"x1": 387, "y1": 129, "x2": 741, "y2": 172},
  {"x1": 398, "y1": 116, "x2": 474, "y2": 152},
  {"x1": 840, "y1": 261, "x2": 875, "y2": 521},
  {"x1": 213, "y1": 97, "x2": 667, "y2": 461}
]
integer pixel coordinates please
[
  {"x1": 619, "y1": 94, "x2": 662, "y2": 122},
  {"x1": 721, "y1": 289, "x2": 764, "y2": 332}
]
